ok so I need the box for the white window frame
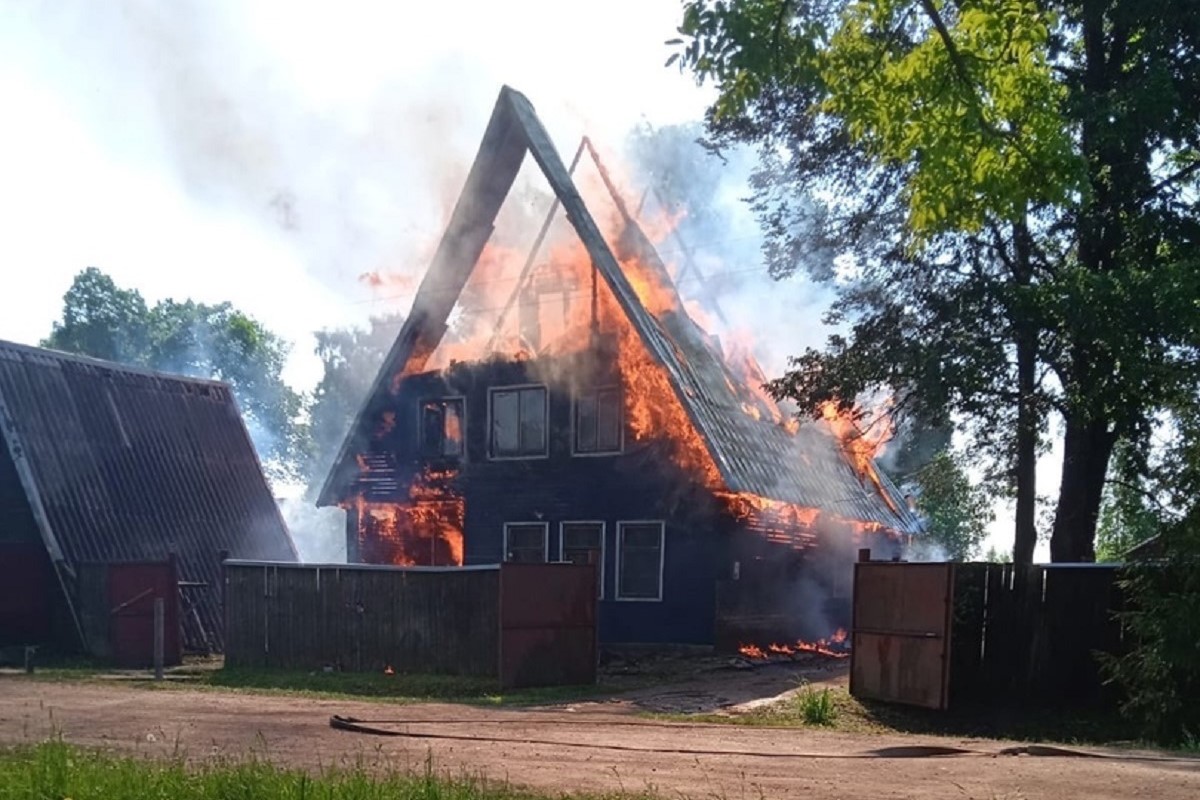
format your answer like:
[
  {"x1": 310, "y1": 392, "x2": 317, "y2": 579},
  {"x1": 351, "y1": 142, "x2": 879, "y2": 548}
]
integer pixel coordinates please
[
  {"x1": 416, "y1": 395, "x2": 467, "y2": 459},
  {"x1": 570, "y1": 385, "x2": 624, "y2": 457},
  {"x1": 502, "y1": 521, "x2": 550, "y2": 563},
  {"x1": 487, "y1": 383, "x2": 550, "y2": 460},
  {"x1": 559, "y1": 521, "x2": 606, "y2": 599},
  {"x1": 615, "y1": 520, "x2": 665, "y2": 602}
]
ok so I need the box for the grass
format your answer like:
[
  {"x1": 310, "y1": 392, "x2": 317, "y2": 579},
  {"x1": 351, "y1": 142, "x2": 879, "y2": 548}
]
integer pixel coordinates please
[
  {"x1": 0, "y1": 739, "x2": 655, "y2": 800},
  {"x1": 200, "y1": 667, "x2": 619, "y2": 706},
  {"x1": 3, "y1": 658, "x2": 624, "y2": 708},
  {"x1": 657, "y1": 682, "x2": 1137, "y2": 747},
  {"x1": 794, "y1": 684, "x2": 837, "y2": 726}
]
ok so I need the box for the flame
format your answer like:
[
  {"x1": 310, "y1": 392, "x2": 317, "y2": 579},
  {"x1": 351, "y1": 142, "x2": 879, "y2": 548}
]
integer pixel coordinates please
[
  {"x1": 383, "y1": 665, "x2": 395, "y2": 675},
  {"x1": 375, "y1": 411, "x2": 397, "y2": 438},
  {"x1": 348, "y1": 138, "x2": 906, "y2": 568},
  {"x1": 820, "y1": 401, "x2": 900, "y2": 515},
  {"x1": 738, "y1": 629, "x2": 851, "y2": 661},
  {"x1": 353, "y1": 466, "x2": 465, "y2": 567},
  {"x1": 360, "y1": 271, "x2": 417, "y2": 293}
]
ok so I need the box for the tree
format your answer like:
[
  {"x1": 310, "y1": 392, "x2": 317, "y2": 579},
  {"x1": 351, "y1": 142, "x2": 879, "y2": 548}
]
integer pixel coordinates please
[
  {"x1": 305, "y1": 314, "x2": 405, "y2": 496},
  {"x1": 910, "y1": 450, "x2": 993, "y2": 560},
  {"x1": 1095, "y1": 442, "x2": 1161, "y2": 562},
  {"x1": 43, "y1": 268, "x2": 307, "y2": 480},
  {"x1": 673, "y1": 0, "x2": 1200, "y2": 563},
  {"x1": 43, "y1": 268, "x2": 152, "y2": 364}
]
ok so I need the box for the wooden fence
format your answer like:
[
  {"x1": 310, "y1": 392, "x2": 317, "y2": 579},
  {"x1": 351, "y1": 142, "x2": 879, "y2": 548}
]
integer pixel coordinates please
[
  {"x1": 223, "y1": 561, "x2": 597, "y2": 687},
  {"x1": 949, "y1": 563, "x2": 1124, "y2": 707},
  {"x1": 851, "y1": 561, "x2": 1125, "y2": 710}
]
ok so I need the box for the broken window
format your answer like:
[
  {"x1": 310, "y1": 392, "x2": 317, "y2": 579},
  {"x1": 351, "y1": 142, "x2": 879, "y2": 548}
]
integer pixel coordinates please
[
  {"x1": 561, "y1": 521, "x2": 605, "y2": 598},
  {"x1": 616, "y1": 521, "x2": 665, "y2": 601},
  {"x1": 573, "y1": 387, "x2": 622, "y2": 455},
  {"x1": 419, "y1": 398, "x2": 465, "y2": 458},
  {"x1": 489, "y1": 385, "x2": 547, "y2": 458},
  {"x1": 504, "y1": 522, "x2": 548, "y2": 563}
]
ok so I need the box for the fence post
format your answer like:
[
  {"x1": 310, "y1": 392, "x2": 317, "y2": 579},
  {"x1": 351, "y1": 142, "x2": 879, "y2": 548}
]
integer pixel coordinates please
[{"x1": 153, "y1": 597, "x2": 165, "y2": 680}]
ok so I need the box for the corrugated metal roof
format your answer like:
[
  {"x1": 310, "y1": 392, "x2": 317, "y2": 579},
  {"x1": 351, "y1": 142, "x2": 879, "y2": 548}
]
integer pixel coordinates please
[
  {"x1": 0, "y1": 339, "x2": 298, "y2": 651},
  {"x1": 318, "y1": 85, "x2": 920, "y2": 534}
]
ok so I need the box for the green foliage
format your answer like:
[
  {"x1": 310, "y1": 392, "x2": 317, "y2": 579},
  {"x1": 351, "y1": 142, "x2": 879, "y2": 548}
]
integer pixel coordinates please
[
  {"x1": 42, "y1": 268, "x2": 307, "y2": 480},
  {"x1": 1096, "y1": 442, "x2": 1162, "y2": 562},
  {"x1": 982, "y1": 545, "x2": 1007, "y2": 563},
  {"x1": 794, "y1": 684, "x2": 837, "y2": 725},
  {"x1": 0, "y1": 740, "x2": 648, "y2": 800},
  {"x1": 1103, "y1": 514, "x2": 1200, "y2": 744},
  {"x1": 912, "y1": 450, "x2": 994, "y2": 560},
  {"x1": 676, "y1": 0, "x2": 1080, "y2": 235},
  {"x1": 674, "y1": 0, "x2": 1200, "y2": 561},
  {"x1": 306, "y1": 314, "x2": 404, "y2": 495}
]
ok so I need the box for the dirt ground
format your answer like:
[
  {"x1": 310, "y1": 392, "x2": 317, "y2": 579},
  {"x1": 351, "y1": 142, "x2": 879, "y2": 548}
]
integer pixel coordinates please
[{"x1": 0, "y1": 677, "x2": 1197, "y2": 800}]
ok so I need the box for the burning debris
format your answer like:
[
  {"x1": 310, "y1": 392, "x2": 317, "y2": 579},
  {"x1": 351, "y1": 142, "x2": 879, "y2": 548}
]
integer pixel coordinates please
[{"x1": 736, "y1": 629, "x2": 851, "y2": 665}]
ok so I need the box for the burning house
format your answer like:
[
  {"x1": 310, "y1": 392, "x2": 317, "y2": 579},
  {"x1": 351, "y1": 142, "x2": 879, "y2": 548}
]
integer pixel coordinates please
[
  {"x1": 0, "y1": 340, "x2": 297, "y2": 662},
  {"x1": 317, "y1": 86, "x2": 921, "y2": 648}
]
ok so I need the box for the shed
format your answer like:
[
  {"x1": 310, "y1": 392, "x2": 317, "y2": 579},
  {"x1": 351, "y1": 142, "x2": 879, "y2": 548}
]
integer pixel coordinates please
[{"x1": 0, "y1": 339, "x2": 297, "y2": 659}]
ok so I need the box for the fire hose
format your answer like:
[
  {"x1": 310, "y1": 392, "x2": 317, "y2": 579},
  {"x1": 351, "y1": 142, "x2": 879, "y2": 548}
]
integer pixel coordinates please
[{"x1": 328, "y1": 715, "x2": 1190, "y2": 763}]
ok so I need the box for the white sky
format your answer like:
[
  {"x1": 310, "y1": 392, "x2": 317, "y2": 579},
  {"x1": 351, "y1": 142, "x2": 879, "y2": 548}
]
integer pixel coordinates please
[{"x1": 0, "y1": 0, "x2": 1049, "y2": 559}]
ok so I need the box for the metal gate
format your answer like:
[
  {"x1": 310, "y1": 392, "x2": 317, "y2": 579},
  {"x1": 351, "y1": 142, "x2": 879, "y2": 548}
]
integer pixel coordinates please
[
  {"x1": 107, "y1": 560, "x2": 181, "y2": 668},
  {"x1": 498, "y1": 563, "x2": 597, "y2": 689},
  {"x1": 850, "y1": 561, "x2": 953, "y2": 710}
]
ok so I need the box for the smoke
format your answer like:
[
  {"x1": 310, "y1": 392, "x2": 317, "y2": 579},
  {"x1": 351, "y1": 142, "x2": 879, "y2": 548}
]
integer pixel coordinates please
[
  {"x1": 9, "y1": 2, "x2": 498, "y2": 298},
  {"x1": 618, "y1": 128, "x2": 840, "y2": 380},
  {"x1": 278, "y1": 498, "x2": 346, "y2": 563}
]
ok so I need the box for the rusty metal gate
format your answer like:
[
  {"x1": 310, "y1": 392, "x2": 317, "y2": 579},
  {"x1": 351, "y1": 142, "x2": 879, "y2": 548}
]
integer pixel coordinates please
[
  {"x1": 499, "y1": 562, "x2": 597, "y2": 689},
  {"x1": 850, "y1": 561, "x2": 953, "y2": 710}
]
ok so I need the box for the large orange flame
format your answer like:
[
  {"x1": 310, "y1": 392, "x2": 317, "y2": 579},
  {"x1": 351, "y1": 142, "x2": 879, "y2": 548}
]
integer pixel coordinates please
[{"x1": 353, "y1": 144, "x2": 901, "y2": 558}]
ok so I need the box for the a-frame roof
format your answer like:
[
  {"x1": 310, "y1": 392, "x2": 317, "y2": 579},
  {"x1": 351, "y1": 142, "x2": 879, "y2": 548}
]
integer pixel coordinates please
[
  {"x1": 317, "y1": 85, "x2": 919, "y2": 534},
  {"x1": 0, "y1": 339, "x2": 298, "y2": 650}
]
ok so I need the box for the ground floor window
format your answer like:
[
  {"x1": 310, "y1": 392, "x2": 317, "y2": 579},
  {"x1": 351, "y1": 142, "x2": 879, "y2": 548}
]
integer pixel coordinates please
[
  {"x1": 616, "y1": 521, "x2": 664, "y2": 601},
  {"x1": 560, "y1": 521, "x2": 605, "y2": 598},
  {"x1": 503, "y1": 522, "x2": 548, "y2": 563}
]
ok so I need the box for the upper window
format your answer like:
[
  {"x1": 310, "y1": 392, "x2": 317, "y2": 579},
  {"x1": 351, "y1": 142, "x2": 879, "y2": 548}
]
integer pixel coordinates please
[
  {"x1": 504, "y1": 522, "x2": 548, "y2": 563},
  {"x1": 616, "y1": 522, "x2": 665, "y2": 601},
  {"x1": 419, "y1": 398, "x2": 465, "y2": 458},
  {"x1": 561, "y1": 522, "x2": 605, "y2": 599},
  {"x1": 573, "y1": 387, "x2": 622, "y2": 455},
  {"x1": 489, "y1": 385, "x2": 547, "y2": 458}
]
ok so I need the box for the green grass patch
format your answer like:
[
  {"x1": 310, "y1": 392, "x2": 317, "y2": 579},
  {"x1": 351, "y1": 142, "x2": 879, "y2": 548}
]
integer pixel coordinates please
[
  {"x1": 0, "y1": 740, "x2": 653, "y2": 800},
  {"x1": 657, "y1": 683, "x2": 1138, "y2": 746},
  {"x1": 200, "y1": 667, "x2": 614, "y2": 706},
  {"x1": 794, "y1": 685, "x2": 837, "y2": 726},
  {"x1": 4, "y1": 661, "x2": 623, "y2": 707}
]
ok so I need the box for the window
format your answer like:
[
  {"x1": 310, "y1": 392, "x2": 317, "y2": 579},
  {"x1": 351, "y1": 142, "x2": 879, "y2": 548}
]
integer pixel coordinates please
[
  {"x1": 419, "y1": 398, "x2": 465, "y2": 458},
  {"x1": 573, "y1": 387, "x2": 622, "y2": 455},
  {"x1": 489, "y1": 385, "x2": 547, "y2": 458},
  {"x1": 560, "y1": 522, "x2": 605, "y2": 598},
  {"x1": 504, "y1": 522, "x2": 548, "y2": 563},
  {"x1": 616, "y1": 522, "x2": 665, "y2": 601}
]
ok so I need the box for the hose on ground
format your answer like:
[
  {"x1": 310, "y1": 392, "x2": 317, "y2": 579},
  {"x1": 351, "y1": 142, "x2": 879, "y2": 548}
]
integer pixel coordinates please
[{"x1": 328, "y1": 715, "x2": 1187, "y2": 763}]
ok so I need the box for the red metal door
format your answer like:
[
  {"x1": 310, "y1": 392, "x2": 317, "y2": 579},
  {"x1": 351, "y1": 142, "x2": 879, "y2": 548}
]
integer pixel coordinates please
[
  {"x1": 107, "y1": 561, "x2": 181, "y2": 668},
  {"x1": 850, "y1": 561, "x2": 953, "y2": 710}
]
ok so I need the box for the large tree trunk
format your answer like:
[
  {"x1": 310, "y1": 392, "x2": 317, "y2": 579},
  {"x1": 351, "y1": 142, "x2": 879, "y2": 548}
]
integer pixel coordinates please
[
  {"x1": 1011, "y1": 221, "x2": 1038, "y2": 565},
  {"x1": 1050, "y1": 414, "x2": 1116, "y2": 562},
  {"x1": 1012, "y1": 328, "x2": 1039, "y2": 564}
]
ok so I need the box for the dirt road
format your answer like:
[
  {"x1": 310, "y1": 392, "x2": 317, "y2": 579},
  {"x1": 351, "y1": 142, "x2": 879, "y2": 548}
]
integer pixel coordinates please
[{"x1": 1, "y1": 678, "x2": 1196, "y2": 799}]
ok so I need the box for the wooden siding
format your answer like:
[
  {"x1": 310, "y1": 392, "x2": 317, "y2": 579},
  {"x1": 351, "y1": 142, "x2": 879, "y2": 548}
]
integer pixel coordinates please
[
  {"x1": 224, "y1": 562, "x2": 501, "y2": 676},
  {"x1": 346, "y1": 359, "x2": 727, "y2": 647}
]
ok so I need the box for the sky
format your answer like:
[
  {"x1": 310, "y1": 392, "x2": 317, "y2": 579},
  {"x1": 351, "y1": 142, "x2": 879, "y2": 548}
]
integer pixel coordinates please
[{"x1": 0, "y1": 0, "x2": 1051, "y2": 559}]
